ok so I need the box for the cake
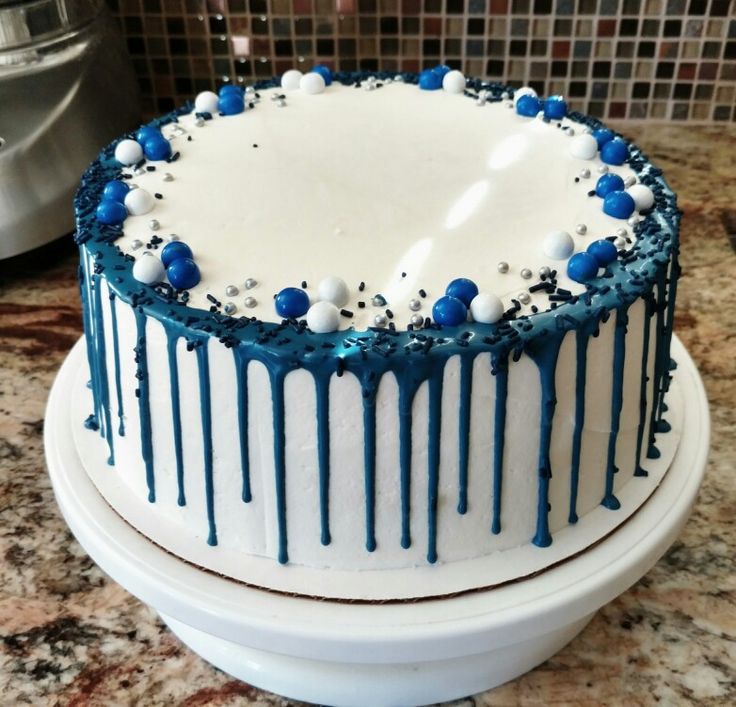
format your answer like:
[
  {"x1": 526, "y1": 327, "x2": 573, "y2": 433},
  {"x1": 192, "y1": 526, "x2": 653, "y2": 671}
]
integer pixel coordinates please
[{"x1": 74, "y1": 68, "x2": 680, "y2": 601}]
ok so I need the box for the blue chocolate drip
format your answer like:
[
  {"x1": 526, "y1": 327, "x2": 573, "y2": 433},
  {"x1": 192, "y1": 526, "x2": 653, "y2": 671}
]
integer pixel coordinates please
[
  {"x1": 361, "y1": 373, "x2": 379, "y2": 552},
  {"x1": 269, "y1": 369, "x2": 288, "y2": 564},
  {"x1": 315, "y1": 373, "x2": 332, "y2": 546},
  {"x1": 634, "y1": 293, "x2": 654, "y2": 477},
  {"x1": 78, "y1": 255, "x2": 100, "y2": 431},
  {"x1": 91, "y1": 275, "x2": 115, "y2": 464},
  {"x1": 165, "y1": 328, "x2": 186, "y2": 506},
  {"x1": 527, "y1": 333, "x2": 564, "y2": 548},
  {"x1": 602, "y1": 306, "x2": 630, "y2": 510},
  {"x1": 194, "y1": 341, "x2": 217, "y2": 546},
  {"x1": 109, "y1": 294, "x2": 125, "y2": 437},
  {"x1": 133, "y1": 309, "x2": 155, "y2": 502},
  {"x1": 427, "y1": 371, "x2": 443, "y2": 564},
  {"x1": 397, "y1": 378, "x2": 415, "y2": 550},
  {"x1": 491, "y1": 352, "x2": 508, "y2": 535},
  {"x1": 655, "y1": 250, "x2": 680, "y2": 427},
  {"x1": 233, "y1": 347, "x2": 252, "y2": 503},
  {"x1": 457, "y1": 355, "x2": 474, "y2": 515},
  {"x1": 646, "y1": 269, "x2": 667, "y2": 459}
]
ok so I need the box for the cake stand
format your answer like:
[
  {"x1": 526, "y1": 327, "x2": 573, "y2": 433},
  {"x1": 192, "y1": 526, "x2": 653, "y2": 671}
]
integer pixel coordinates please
[{"x1": 44, "y1": 336, "x2": 709, "y2": 707}]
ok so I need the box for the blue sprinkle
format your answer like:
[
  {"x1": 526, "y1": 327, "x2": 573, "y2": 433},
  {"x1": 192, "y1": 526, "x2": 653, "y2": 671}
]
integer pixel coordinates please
[
  {"x1": 143, "y1": 136, "x2": 172, "y2": 161},
  {"x1": 543, "y1": 95, "x2": 567, "y2": 119},
  {"x1": 587, "y1": 239, "x2": 619, "y2": 266},
  {"x1": 311, "y1": 64, "x2": 333, "y2": 86},
  {"x1": 418, "y1": 69, "x2": 443, "y2": 90},
  {"x1": 161, "y1": 241, "x2": 193, "y2": 268},
  {"x1": 595, "y1": 173, "x2": 625, "y2": 198},
  {"x1": 516, "y1": 94, "x2": 543, "y2": 117},
  {"x1": 603, "y1": 191, "x2": 636, "y2": 219},
  {"x1": 445, "y1": 278, "x2": 478, "y2": 307},
  {"x1": 592, "y1": 128, "x2": 615, "y2": 149},
  {"x1": 102, "y1": 180, "x2": 130, "y2": 202},
  {"x1": 167, "y1": 258, "x2": 201, "y2": 289},
  {"x1": 219, "y1": 94, "x2": 245, "y2": 115},
  {"x1": 600, "y1": 138, "x2": 629, "y2": 165},
  {"x1": 136, "y1": 126, "x2": 161, "y2": 144},
  {"x1": 567, "y1": 252, "x2": 599, "y2": 283},
  {"x1": 96, "y1": 200, "x2": 127, "y2": 225},
  {"x1": 275, "y1": 287, "x2": 310, "y2": 318},
  {"x1": 432, "y1": 295, "x2": 467, "y2": 326}
]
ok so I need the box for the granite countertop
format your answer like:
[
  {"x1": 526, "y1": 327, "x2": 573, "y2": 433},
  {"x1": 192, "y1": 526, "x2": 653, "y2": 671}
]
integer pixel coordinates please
[{"x1": 1, "y1": 124, "x2": 734, "y2": 706}]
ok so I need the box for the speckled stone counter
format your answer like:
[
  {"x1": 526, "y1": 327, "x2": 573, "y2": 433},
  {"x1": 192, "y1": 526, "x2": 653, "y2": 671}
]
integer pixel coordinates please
[{"x1": 1, "y1": 124, "x2": 734, "y2": 706}]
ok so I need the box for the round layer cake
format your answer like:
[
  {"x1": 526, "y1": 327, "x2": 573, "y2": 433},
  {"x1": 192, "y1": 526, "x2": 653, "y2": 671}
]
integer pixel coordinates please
[{"x1": 74, "y1": 69, "x2": 680, "y2": 600}]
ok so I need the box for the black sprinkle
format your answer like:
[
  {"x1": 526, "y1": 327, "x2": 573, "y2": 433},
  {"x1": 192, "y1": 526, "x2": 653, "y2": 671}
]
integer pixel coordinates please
[
  {"x1": 385, "y1": 309, "x2": 394, "y2": 319},
  {"x1": 146, "y1": 166, "x2": 156, "y2": 172},
  {"x1": 401, "y1": 272, "x2": 406, "y2": 278},
  {"x1": 187, "y1": 136, "x2": 193, "y2": 142},
  {"x1": 574, "y1": 177, "x2": 580, "y2": 183},
  {"x1": 253, "y1": 143, "x2": 258, "y2": 148},
  {"x1": 358, "y1": 281, "x2": 365, "y2": 291},
  {"x1": 167, "y1": 151, "x2": 180, "y2": 163},
  {"x1": 154, "y1": 193, "x2": 163, "y2": 199},
  {"x1": 587, "y1": 190, "x2": 596, "y2": 197},
  {"x1": 206, "y1": 293, "x2": 218, "y2": 304},
  {"x1": 301, "y1": 280, "x2": 307, "y2": 289},
  {"x1": 340, "y1": 308, "x2": 353, "y2": 318},
  {"x1": 358, "y1": 301, "x2": 365, "y2": 308},
  {"x1": 418, "y1": 289, "x2": 427, "y2": 298}
]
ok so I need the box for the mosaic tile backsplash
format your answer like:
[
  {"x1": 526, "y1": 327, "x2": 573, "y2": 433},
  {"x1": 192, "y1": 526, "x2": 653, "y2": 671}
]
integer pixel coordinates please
[{"x1": 109, "y1": 0, "x2": 736, "y2": 122}]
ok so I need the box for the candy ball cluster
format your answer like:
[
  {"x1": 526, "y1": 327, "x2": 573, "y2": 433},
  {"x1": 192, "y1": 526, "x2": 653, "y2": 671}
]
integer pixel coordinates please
[{"x1": 433, "y1": 278, "x2": 503, "y2": 326}]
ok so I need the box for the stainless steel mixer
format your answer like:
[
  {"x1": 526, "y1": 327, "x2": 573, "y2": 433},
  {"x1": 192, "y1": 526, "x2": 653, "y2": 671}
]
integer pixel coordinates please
[{"x1": 0, "y1": 0, "x2": 140, "y2": 258}]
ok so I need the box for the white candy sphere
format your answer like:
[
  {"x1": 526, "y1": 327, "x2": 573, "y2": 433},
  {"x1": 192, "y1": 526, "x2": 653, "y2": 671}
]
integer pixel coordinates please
[
  {"x1": 306, "y1": 301, "x2": 340, "y2": 333},
  {"x1": 300, "y1": 72, "x2": 326, "y2": 95},
  {"x1": 569, "y1": 133, "x2": 598, "y2": 160},
  {"x1": 124, "y1": 188, "x2": 155, "y2": 216},
  {"x1": 114, "y1": 139, "x2": 143, "y2": 166},
  {"x1": 627, "y1": 184, "x2": 655, "y2": 211},
  {"x1": 132, "y1": 255, "x2": 165, "y2": 285},
  {"x1": 194, "y1": 90, "x2": 219, "y2": 114},
  {"x1": 317, "y1": 275, "x2": 349, "y2": 307},
  {"x1": 513, "y1": 86, "x2": 537, "y2": 105},
  {"x1": 281, "y1": 69, "x2": 303, "y2": 90},
  {"x1": 543, "y1": 230, "x2": 575, "y2": 260},
  {"x1": 442, "y1": 70, "x2": 466, "y2": 94},
  {"x1": 470, "y1": 293, "x2": 504, "y2": 324}
]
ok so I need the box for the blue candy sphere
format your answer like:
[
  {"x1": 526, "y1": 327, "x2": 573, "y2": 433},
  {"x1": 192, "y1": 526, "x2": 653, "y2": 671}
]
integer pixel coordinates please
[
  {"x1": 567, "y1": 252, "x2": 599, "y2": 283},
  {"x1": 543, "y1": 95, "x2": 568, "y2": 119},
  {"x1": 587, "y1": 239, "x2": 619, "y2": 266},
  {"x1": 592, "y1": 128, "x2": 614, "y2": 149},
  {"x1": 96, "y1": 200, "x2": 127, "y2": 225},
  {"x1": 595, "y1": 173, "x2": 625, "y2": 198},
  {"x1": 432, "y1": 64, "x2": 452, "y2": 78},
  {"x1": 218, "y1": 94, "x2": 245, "y2": 115},
  {"x1": 432, "y1": 295, "x2": 468, "y2": 326},
  {"x1": 516, "y1": 94, "x2": 543, "y2": 117},
  {"x1": 167, "y1": 257, "x2": 201, "y2": 290},
  {"x1": 311, "y1": 64, "x2": 333, "y2": 86},
  {"x1": 143, "y1": 136, "x2": 172, "y2": 161},
  {"x1": 275, "y1": 287, "x2": 310, "y2": 319},
  {"x1": 136, "y1": 125, "x2": 161, "y2": 144},
  {"x1": 445, "y1": 278, "x2": 479, "y2": 307},
  {"x1": 102, "y1": 180, "x2": 130, "y2": 202},
  {"x1": 603, "y1": 190, "x2": 636, "y2": 219},
  {"x1": 418, "y1": 68, "x2": 442, "y2": 90},
  {"x1": 219, "y1": 85, "x2": 242, "y2": 98},
  {"x1": 161, "y1": 241, "x2": 194, "y2": 268},
  {"x1": 600, "y1": 138, "x2": 628, "y2": 165}
]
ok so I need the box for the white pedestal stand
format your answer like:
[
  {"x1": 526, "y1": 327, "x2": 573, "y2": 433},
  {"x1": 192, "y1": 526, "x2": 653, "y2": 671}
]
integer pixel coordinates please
[{"x1": 45, "y1": 337, "x2": 709, "y2": 707}]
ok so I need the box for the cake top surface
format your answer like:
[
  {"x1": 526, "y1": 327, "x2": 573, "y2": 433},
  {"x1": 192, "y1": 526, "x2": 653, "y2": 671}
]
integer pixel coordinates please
[{"x1": 76, "y1": 71, "x2": 679, "y2": 358}]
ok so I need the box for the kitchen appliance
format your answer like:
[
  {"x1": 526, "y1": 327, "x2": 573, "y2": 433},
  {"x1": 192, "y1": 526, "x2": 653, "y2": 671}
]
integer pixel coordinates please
[{"x1": 0, "y1": 0, "x2": 140, "y2": 259}]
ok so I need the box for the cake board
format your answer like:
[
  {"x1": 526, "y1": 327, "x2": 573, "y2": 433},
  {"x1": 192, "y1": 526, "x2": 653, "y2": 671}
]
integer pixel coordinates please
[{"x1": 44, "y1": 336, "x2": 709, "y2": 707}]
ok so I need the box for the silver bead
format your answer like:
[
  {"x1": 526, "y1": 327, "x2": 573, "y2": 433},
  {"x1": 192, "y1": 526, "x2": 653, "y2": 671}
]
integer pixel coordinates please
[
  {"x1": 575, "y1": 223, "x2": 587, "y2": 235},
  {"x1": 374, "y1": 314, "x2": 387, "y2": 327},
  {"x1": 624, "y1": 175, "x2": 637, "y2": 188},
  {"x1": 270, "y1": 93, "x2": 280, "y2": 101},
  {"x1": 134, "y1": 167, "x2": 145, "y2": 176},
  {"x1": 127, "y1": 183, "x2": 139, "y2": 190},
  {"x1": 409, "y1": 299, "x2": 421, "y2": 311},
  {"x1": 148, "y1": 219, "x2": 160, "y2": 231},
  {"x1": 244, "y1": 296, "x2": 257, "y2": 308},
  {"x1": 598, "y1": 164, "x2": 609, "y2": 174},
  {"x1": 393, "y1": 74, "x2": 404, "y2": 82},
  {"x1": 476, "y1": 97, "x2": 486, "y2": 107},
  {"x1": 518, "y1": 292, "x2": 531, "y2": 305},
  {"x1": 614, "y1": 236, "x2": 627, "y2": 249},
  {"x1": 538, "y1": 265, "x2": 551, "y2": 279},
  {"x1": 497, "y1": 261, "x2": 510, "y2": 274},
  {"x1": 505, "y1": 100, "x2": 514, "y2": 108},
  {"x1": 627, "y1": 216, "x2": 639, "y2": 227},
  {"x1": 131, "y1": 239, "x2": 143, "y2": 250},
  {"x1": 277, "y1": 99, "x2": 287, "y2": 107},
  {"x1": 168, "y1": 233, "x2": 179, "y2": 241},
  {"x1": 500, "y1": 91, "x2": 509, "y2": 100},
  {"x1": 364, "y1": 83, "x2": 376, "y2": 92},
  {"x1": 225, "y1": 284, "x2": 239, "y2": 297},
  {"x1": 244, "y1": 278, "x2": 257, "y2": 289},
  {"x1": 583, "y1": 126, "x2": 593, "y2": 134},
  {"x1": 410, "y1": 313, "x2": 424, "y2": 327},
  {"x1": 520, "y1": 267, "x2": 533, "y2": 280},
  {"x1": 223, "y1": 302, "x2": 237, "y2": 315},
  {"x1": 615, "y1": 227, "x2": 628, "y2": 237},
  {"x1": 195, "y1": 117, "x2": 205, "y2": 127},
  {"x1": 245, "y1": 86, "x2": 255, "y2": 95},
  {"x1": 579, "y1": 168, "x2": 591, "y2": 179},
  {"x1": 564, "y1": 126, "x2": 575, "y2": 136},
  {"x1": 162, "y1": 173, "x2": 174, "y2": 182}
]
